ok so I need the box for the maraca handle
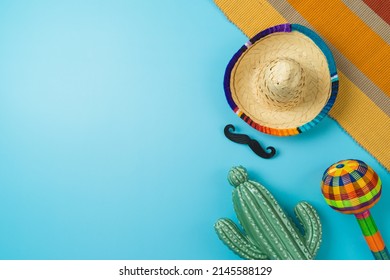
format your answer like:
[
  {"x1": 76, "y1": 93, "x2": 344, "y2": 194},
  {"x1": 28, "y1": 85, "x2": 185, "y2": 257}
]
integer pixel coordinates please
[{"x1": 356, "y1": 210, "x2": 390, "y2": 260}]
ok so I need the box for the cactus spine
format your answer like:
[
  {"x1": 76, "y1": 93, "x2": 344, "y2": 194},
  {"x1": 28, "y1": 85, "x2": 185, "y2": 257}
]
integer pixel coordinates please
[{"x1": 215, "y1": 166, "x2": 322, "y2": 260}]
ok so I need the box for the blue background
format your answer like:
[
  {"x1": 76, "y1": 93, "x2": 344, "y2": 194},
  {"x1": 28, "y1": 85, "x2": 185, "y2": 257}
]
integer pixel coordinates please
[{"x1": 0, "y1": 0, "x2": 389, "y2": 260}]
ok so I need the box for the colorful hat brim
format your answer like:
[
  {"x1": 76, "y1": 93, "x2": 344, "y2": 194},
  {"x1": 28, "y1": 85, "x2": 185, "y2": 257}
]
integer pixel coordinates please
[{"x1": 223, "y1": 23, "x2": 339, "y2": 136}]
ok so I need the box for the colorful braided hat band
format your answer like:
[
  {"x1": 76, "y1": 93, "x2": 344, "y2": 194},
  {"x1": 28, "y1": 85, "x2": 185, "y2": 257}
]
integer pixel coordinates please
[{"x1": 224, "y1": 23, "x2": 338, "y2": 136}]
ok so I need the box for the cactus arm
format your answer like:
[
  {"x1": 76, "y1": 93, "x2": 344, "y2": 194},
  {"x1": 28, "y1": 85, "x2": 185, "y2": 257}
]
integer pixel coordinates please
[
  {"x1": 214, "y1": 218, "x2": 268, "y2": 260},
  {"x1": 294, "y1": 202, "x2": 322, "y2": 257},
  {"x1": 235, "y1": 181, "x2": 313, "y2": 259}
]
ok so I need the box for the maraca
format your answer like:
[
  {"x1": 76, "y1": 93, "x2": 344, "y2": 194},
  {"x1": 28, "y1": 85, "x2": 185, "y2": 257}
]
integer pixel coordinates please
[{"x1": 321, "y1": 159, "x2": 389, "y2": 260}]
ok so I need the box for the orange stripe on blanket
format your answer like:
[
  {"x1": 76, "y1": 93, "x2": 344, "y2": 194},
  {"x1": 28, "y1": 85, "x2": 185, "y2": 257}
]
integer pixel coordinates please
[
  {"x1": 329, "y1": 72, "x2": 390, "y2": 171},
  {"x1": 287, "y1": 0, "x2": 390, "y2": 98},
  {"x1": 214, "y1": 0, "x2": 286, "y2": 38}
]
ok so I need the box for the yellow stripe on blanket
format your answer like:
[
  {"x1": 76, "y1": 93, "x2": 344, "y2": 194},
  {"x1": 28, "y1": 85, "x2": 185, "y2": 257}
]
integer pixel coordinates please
[{"x1": 213, "y1": 0, "x2": 390, "y2": 171}]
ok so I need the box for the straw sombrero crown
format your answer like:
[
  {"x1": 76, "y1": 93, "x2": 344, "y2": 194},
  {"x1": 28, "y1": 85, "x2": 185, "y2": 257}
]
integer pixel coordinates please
[{"x1": 224, "y1": 24, "x2": 339, "y2": 136}]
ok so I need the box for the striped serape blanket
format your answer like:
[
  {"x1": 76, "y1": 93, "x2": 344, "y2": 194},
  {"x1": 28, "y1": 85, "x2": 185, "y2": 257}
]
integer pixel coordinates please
[{"x1": 214, "y1": 0, "x2": 390, "y2": 171}]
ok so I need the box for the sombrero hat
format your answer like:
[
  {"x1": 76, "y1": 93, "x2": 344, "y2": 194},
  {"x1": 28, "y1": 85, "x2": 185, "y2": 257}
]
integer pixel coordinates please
[{"x1": 224, "y1": 23, "x2": 339, "y2": 136}]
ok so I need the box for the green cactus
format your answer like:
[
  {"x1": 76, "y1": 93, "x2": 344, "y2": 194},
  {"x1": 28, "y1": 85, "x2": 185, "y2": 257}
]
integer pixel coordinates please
[{"x1": 215, "y1": 166, "x2": 322, "y2": 260}]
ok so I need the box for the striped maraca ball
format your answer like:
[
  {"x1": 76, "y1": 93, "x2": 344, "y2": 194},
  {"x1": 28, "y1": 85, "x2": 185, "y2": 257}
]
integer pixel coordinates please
[{"x1": 321, "y1": 159, "x2": 382, "y2": 214}]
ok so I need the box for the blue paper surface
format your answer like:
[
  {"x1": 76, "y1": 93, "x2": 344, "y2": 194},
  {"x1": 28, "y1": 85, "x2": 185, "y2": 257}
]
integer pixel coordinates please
[{"x1": 0, "y1": 0, "x2": 388, "y2": 260}]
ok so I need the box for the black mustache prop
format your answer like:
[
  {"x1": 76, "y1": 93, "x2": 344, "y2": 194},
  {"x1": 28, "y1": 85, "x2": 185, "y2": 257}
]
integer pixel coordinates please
[{"x1": 224, "y1": 124, "x2": 276, "y2": 159}]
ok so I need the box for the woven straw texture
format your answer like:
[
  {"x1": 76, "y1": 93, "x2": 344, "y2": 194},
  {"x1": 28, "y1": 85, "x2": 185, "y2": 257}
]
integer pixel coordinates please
[
  {"x1": 230, "y1": 31, "x2": 330, "y2": 129},
  {"x1": 215, "y1": 0, "x2": 390, "y2": 171}
]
